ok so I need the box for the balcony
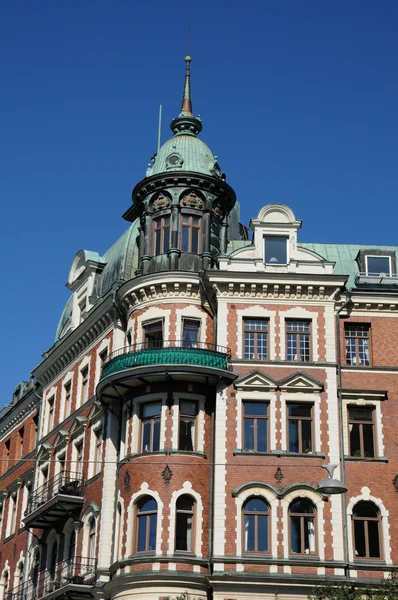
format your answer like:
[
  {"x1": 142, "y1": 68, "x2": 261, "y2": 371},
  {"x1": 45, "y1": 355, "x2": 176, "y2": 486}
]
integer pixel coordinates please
[
  {"x1": 7, "y1": 557, "x2": 96, "y2": 600},
  {"x1": 24, "y1": 471, "x2": 84, "y2": 528},
  {"x1": 355, "y1": 272, "x2": 398, "y2": 288},
  {"x1": 97, "y1": 340, "x2": 236, "y2": 402}
]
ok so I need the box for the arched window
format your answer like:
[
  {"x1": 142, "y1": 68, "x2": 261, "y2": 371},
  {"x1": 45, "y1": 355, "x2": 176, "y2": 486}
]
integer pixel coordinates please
[
  {"x1": 67, "y1": 530, "x2": 76, "y2": 562},
  {"x1": 136, "y1": 497, "x2": 157, "y2": 553},
  {"x1": 0, "y1": 571, "x2": 9, "y2": 600},
  {"x1": 115, "y1": 502, "x2": 122, "y2": 561},
  {"x1": 88, "y1": 518, "x2": 96, "y2": 559},
  {"x1": 175, "y1": 496, "x2": 194, "y2": 552},
  {"x1": 353, "y1": 502, "x2": 381, "y2": 559},
  {"x1": 243, "y1": 497, "x2": 269, "y2": 553},
  {"x1": 31, "y1": 548, "x2": 41, "y2": 587},
  {"x1": 289, "y1": 499, "x2": 316, "y2": 555}
]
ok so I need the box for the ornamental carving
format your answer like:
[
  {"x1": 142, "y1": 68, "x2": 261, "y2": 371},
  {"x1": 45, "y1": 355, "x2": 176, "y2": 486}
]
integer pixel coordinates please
[
  {"x1": 124, "y1": 470, "x2": 131, "y2": 491},
  {"x1": 274, "y1": 466, "x2": 284, "y2": 484},
  {"x1": 393, "y1": 474, "x2": 398, "y2": 491},
  {"x1": 161, "y1": 464, "x2": 173, "y2": 484},
  {"x1": 212, "y1": 199, "x2": 224, "y2": 219},
  {"x1": 181, "y1": 191, "x2": 204, "y2": 210},
  {"x1": 153, "y1": 193, "x2": 170, "y2": 212}
]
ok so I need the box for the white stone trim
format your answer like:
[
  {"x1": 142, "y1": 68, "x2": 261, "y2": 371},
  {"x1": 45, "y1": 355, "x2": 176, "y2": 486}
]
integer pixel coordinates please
[
  {"x1": 234, "y1": 485, "x2": 278, "y2": 557},
  {"x1": 115, "y1": 493, "x2": 125, "y2": 561},
  {"x1": 213, "y1": 386, "x2": 227, "y2": 559},
  {"x1": 171, "y1": 393, "x2": 205, "y2": 452},
  {"x1": 347, "y1": 486, "x2": 391, "y2": 564},
  {"x1": 167, "y1": 481, "x2": 203, "y2": 556},
  {"x1": 81, "y1": 503, "x2": 100, "y2": 558},
  {"x1": 125, "y1": 483, "x2": 163, "y2": 555},
  {"x1": 279, "y1": 306, "x2": 318, "y2": 361},
  {"x1": 280, "y1": 489, "x2": 325, "y2": 560},
  {"x1": 235, "y1": 391, "x2": 276, "y2": 450},
  {"x1": 342, "y1": 399, "x2": 384, "y2": 457},
  {"x1": 236, "y1": 306, "x2": 277, "y2": 360},
  {"x1": 280, "y1": 391, "x2": 321, "y2": 453},
  {"x1": 42, "y1": 385, "x2": 57, "y2": 437},
  {"x1": 136, "y1": 307, "x2": 171, "y2": 344},
  {"x1": 175, "y1": 307, "x2": 207, "y2": 344},
  {"x1": 76, "y1": 355, "x2": 91, "y2": 409},
  {"x1": 95, "y1": 337, "x2": 111, "y2": 386},
  {"x1": 60, "y1": 370, "x2": 74, "y2": 423},
  {"x1": 88, "y1": 419, "x2": 103, "y2": 479}
]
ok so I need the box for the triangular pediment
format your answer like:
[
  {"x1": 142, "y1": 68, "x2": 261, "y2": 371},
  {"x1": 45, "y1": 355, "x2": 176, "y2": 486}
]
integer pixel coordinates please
[
  {"x1": 37, "y1": 443, "x2": 52, "y2": 461},
  {"x1": 88, "y1": 400, "x2": 102, "y2": 422},
  {"x1": 54, "y1": 429, "x2": 69, "y2": 449},
  {"x1": 279, "y1": 372, "x2": 323, "y2": 393},
  {"x1": 70, "y1": 416, "x2": 87, "y2": 437},
  {"x1": 235, "y1": 370, "x2": 278, "y2": 391}
]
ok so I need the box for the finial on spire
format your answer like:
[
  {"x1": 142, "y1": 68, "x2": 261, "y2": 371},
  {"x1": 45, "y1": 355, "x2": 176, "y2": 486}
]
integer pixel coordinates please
[{"x1": 181, "y1": 55, "x2": 193, "y2": 116}]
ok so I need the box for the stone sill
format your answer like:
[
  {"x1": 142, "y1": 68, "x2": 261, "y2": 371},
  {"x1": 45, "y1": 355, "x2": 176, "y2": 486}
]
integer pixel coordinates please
[
  {"x1": 234, "y1": 450, "x2": 325, "y2": 459},
  {"x1": 344, "y1": 456, "x2": 388, "y2": 463}
]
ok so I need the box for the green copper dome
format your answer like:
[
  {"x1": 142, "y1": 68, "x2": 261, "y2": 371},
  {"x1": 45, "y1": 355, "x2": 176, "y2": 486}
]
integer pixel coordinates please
[{"x1": 148, "y1": 134, "x2": 221, "y2": 179}]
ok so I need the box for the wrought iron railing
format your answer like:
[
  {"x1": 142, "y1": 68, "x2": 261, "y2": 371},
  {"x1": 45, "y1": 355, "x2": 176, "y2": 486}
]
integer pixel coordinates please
[
  {"x1": 6, "y1": 557, "x2": 96, "y2": 600},
  {"x1": 25, "y1": 471, "x2": 84, "y2": 516},
  {"x1": 101, "y1": 340, "x2": 232, "y2": 379}
]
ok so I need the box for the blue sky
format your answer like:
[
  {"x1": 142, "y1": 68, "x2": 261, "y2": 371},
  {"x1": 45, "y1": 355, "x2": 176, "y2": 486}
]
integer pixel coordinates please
[{"x1": 1, "y1": 0, "x2": 397, "y2": 403}]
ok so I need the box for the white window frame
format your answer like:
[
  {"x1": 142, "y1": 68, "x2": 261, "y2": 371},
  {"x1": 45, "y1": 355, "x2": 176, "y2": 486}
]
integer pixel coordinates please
[
  {"x1": 131, "y1": 394, "x2": 167, "y2": 454},
  {"x1": 280, "y1": 392, "x2": 321, "y2": 455},
  {"x1": 168, "y1": 482, "x2": 203, "y2": 556},
  {"x1": 365, "y1": 255, "x2": 392, "y2": 276},
  {"x1": 263, "y1": 235, "x2": 289, "y2": 265},
  {"x1": 279, "y1": 307, "x2": 318, "y2": 362},
  {"x1": 171, "y1": 393, "x2": 205, "y2": 453},
  {"x1": 234, "y1": 485, "x2": 278, "y2": 558},
  {"x1": 236, "y1": 307, "x2": 277, "y2": 360},
  {"x1": 343, "y1": 399, "x2": 384, "y2": 458}
]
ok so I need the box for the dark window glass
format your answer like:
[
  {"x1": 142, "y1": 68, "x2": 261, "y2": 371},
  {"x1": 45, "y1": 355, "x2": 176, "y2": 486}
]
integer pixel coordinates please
[
  {"x1": 137, "y1": 497, "x2": 157, "y2": 552},
  {"x1": 179, "y1": 401, "x2": 197, "y2": 451},
  {"x1": 286, "y1": 321, "x2": 311, "y2": 362},
  {"x1": 264, "y1": 236, "x2": 287, "y2": 264},
  {"x1": 153, "y1": 215, "x2": 170, "y2": 256},
  {"x1": 289, "y1": 499, "x2": 316, "y2": 555},
  {"x1": 348, "y1": 407, "x2": 375, "y2": 458},
  {"x1": 181, "y1": 214, "x2": 201, "y2": 253},
  {"x1": 143, "y1": 320, "x2": 163, "y2": 349},
  {"x1": 243, "y1": 497, "x2": 269, "y2": 553},
  {"x1": 183, "y1": 320, "x2": 200, "y2": 348},
  {"x1": 287, "y1": 404, "x2": 313, "y2": 454},
  {"x1": 366, "y1": 256, "x2": 391, "y2": 276},
  {"x1": 244, "y1": 319, "x2": 268, "y2": 360},
  {"x1": 175, "y1": 495, "x2": 194, "y2": 552},
  {"x1": 353, "y1": 502, "x2": 381, "y2": 559},
  {"x1": 141, "y1": 402, "x2": 161, "y2": 452},
  {"x1": 243, "y1": 402, "x2": 268, "y2": 452},
  {"x1": 345, "y1": 325, "x2": 370, "y2": 366}
]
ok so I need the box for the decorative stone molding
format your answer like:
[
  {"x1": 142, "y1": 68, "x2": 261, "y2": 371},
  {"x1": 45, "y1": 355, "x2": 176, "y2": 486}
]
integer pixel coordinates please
[
  {"x1": 181, "y1": 190, "x2": 204, "y2": 210},
  {"x1": 152, "y1": 192, "x2": 171, "y2": 211},
  {"x1": 212, "y1": 281, "x2": 340, "y2": 301},
  {"x1": 121, "y1": 279, "x2": 201, "y2": 313},
  {"x1": 0, "y1": 398, "x2": 36, "y2": 440}
]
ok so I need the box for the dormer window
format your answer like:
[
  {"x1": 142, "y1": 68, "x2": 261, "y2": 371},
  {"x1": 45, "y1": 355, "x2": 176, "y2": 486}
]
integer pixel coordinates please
[
  {"x1": 366, "y1": 256, "x2": 391, "y2": 277},
  {"x1": 264, "y1": 236, "x2": 288, "y2": 265}
]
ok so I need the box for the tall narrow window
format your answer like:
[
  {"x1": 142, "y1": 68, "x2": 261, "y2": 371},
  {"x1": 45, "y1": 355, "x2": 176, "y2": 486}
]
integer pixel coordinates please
[
  {"x1": 175, "y1": 496, "x2": 194, "y2": 552},
  {"x1": 4, "y1": 440, "x2": 10, "y2": 473},
  {"x1": 153, "y1": 215, "x2": 170, "y2": 255},
  {"x1": 264, "y1": 236, "x2": 287, "y2": 264},
  {"x1": 47, "y1": 396, "x2": 55, "y2": 432},
  {"x1": 243, "y1": 497, "x2": 269, "y2": 553},
  {"x1": 80, "y1": 367, "x2": 89, "y2": 404},
  {"x1": 287, "y1": 403, "x2": 313, "y2": 454},
  {"x1": 244, "y1": 319, "x2": 268, "y2": 360},
  {"x1": 289, "y1": 499, "x2": 316, "y2": 555},
  {"x1": 353, "y1": 502, "x2": 381, "y2": 559},
  {"x1": 67, "y1": 529, "x2": 76, "y2": 562},
  {"x1": 93, "y1": 429, "x2": 102, "y2": 474},
  {"x1": 99, "y1": 348, "x2": 108, "y2": 368},
  {"x1": 181, "y1": 215, "x2": 201, "y2": 253},
  {"x1": 243, "y1": 402, "x2": 268, "y2": 452},
  {"x1": 182, "y1": 319, "x2": 200, "y2": 348},
  {"x1": 18, "y1": 428, "x2": 24, "y2": 459},
  {"x1": 0, "y1": 504, "x2": 3, "y2": 539},
  {"x1": 345, "y1": 325, "x2": 371, "y2": 366},
  {"x1": 179, "y1": 401, "x2": 197, "y2": 451},
  {"x1": 64, "y1": 381, "x2": 71, "y2": 418},
  {"x1": 58, "y1": 454, "x2": 66, "y2": 488},
  {"x1": 10, "y1": 493, "x2": 17, "y2": 535},
  {"x1": 32, "y1": 550, "x2": 40, "y2": 587},
  {"x1": 136, "y1": 497, "x2": 157, "y2": 553},
  {"x1": 349, "y1": 406, "x2": 375, "y2": 458},
  {"x1": 143, "y1": 320, "x2": 163, "y2": 349},
  {"x1": 75, "y1": 442, "x2": 84, "y2": 477},
  {"x1": 1, "y1": 572, "x2": 9, "y2": 600},
  {"x1": 141, "y1": 403, "x2": 161, "y2": 452},
  {"x1": 286, "y1": 320, "x2": 311, "y2": 362},
  {"x1": 78, "y1": 297, "x2": 87, "y2": 323},
  {"x1": 49, "y1": 540, "x2": 58, "y2": 580},
  {"x1": 88, "y1": 517, "x2": 96, "y2": 559}
]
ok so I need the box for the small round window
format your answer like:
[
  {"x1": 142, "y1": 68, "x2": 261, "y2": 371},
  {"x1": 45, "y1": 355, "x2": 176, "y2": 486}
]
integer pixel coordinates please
[{"x1": 167, "y1": 153, "x2": 183, "y2": 168}]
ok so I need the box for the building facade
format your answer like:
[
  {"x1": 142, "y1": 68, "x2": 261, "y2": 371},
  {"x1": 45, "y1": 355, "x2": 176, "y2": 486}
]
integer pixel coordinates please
[{"x1": 1, "y1": 57, "x2": 398, "y2": 600}]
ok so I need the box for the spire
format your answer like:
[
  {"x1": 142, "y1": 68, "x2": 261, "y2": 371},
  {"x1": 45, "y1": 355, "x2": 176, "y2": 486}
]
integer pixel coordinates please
[
  {"x1": 181, "y1": 56, "x2": 193, "y2": 115},
  {"x1": 170, "y1": 55, "x2": 202, "y2": 136}
]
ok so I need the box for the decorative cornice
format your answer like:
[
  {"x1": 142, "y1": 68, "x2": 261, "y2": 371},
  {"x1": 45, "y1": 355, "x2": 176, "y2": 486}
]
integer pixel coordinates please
[
  {"x1": 351, "y1": 299, "x2": 398, "y2": 312},
  {"x1": 119, "y1": 276, "x2": 202, "y2": 314},
  {"x1": 0, "y1": 397, "x2": 36, "y2": 440},
  {"x1": 212, "y1": 281, "x2": 340, "y2": 301}
]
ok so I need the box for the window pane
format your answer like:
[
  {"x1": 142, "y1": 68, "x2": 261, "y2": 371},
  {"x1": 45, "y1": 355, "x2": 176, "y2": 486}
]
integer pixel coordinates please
[
  {"x1": 245, "y1": 498, "x2": 268, "y2": 512},
  {"x1": 176, "y1": 512, "x2": 190, "y2": 551},
  {"x1": 153, "y1": 418, "x2": 160, "y2": 451},
  {"x1": 142, "y1": 421, "x2": 151, "y2": 452},
  {"x1": 257, "y1": 332, "x2": 268, "y2": 359},
  {"x1": 180, "y1": 400, "x2": 197, "y2": 416},
  {"x1": 163, "y1": 228, "x2": 170, "y2": 253},
  {"x1": 148, "y1": 513, "x2": 157, "y2": 551},
  {"x1": 258, "y1": 515, "x2": 268, "y2": 552},
  {"x1": 304, "y1": 517, "x2": 315, "y2": 553},
  {"x1": 177, "y1": 496, "x2": 193, "y2": 511},
  {"x1": 363, "y1": 424, "x2": 375, "y2": 457},
  {"x1": 349, "y1": 408, "x2": 373, "y2": 421},
  {"x1": 368, "y1": 520, "x2": 381, "y2": 557},
  {"x1": 345, "y1": 338, "x2": 357, "y2": 365},
  {"x1": 264, "y1": 237, "x2": 287, "y2": 264},
  {"x1": 244, "y1": 418, "x2": 255, "y2": 451},
  {"x1": 288, "y1": 420, "x2": 299, "y2": 453},
  {"x1": 300, "y1": 334, "x2": 310, "y2": 361},
  {"x1": 244, "y1": 403, "x2": 267, "y2": 416},
  {"x1": 244, "y1": 514, "x2": 255, "y2": 552},
  {"x1": 183, "y1": 321, "x2": 199, "y2": 347},
  {"x1": 137, "y1": 515, "x2": 147, "y2": 552},
  {"x1": 355, "y1": 503, "x2": 378, "y2": 518},
  {"x1": 358, "y1": 339, "x2": 370, "y2": 366},
  {"x1": 291, "y1": 500, "x2": 314, "y2": 514},
  {"x1": 143, "y1": 403, "x2": 161, "y2": 418},
  {"x1": 287, "y1": 321, "x2": 310, "y2": 332},
  {"x1": 181, "y1": 227, "x2": 189, "y2": 252},
  {"x1": 191, "y1": 228, "x2": 199, "y2": 253},
  {"x1": 257, "y1": 419, "x2": 268, "y2": 452},
  {"x1": 290, "y1": 516, "x2": 301, "y2": 553},
  {"x1": 288, "y1": 404, "x2": 311, "y2": 418},
  {"x1": 301, "y1": 420, "x2": 312, "y2": 453},
  {"x1": 354, "y1": 520, "x2": 366, "y2": 557},
  {"x1": 140, "y1": 498, "x2": 157, "y2": 512},
  {"x1": 155, "y1": 230, "x2": 161, "y2": 256},
  {"x1": 367, "y1": 256, "x2": 390, "y2": 276},
  {"x1": 349, "y1": 423, "x2": 361, "y2": 456},
  {"x1": 244, "y1": 332, "x2": 255, "y2": 359},
  {"x1": 287, "y1": 334, "x2": 297, "y2": 361},
  {"x1": 179, "y1": 418, "x2": 194, "y2": 451}
]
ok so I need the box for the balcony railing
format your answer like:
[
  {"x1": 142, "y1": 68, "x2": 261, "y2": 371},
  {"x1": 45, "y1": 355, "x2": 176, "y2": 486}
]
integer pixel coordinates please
[
  {"x1": 355, "y1": 272, "x2": 398, "y2": 287},
  {"x1": 101, "y1": 340, "x2": 232, "y2": 379},
  {"x1": 24, "y1": 471, "x2": 84, "y2": 527},
  {"x1": 6, "y1": 557, "x2": 96, "y2": 600}
]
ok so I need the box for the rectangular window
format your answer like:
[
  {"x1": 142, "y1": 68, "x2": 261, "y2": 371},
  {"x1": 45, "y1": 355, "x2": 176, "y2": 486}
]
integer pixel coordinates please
[
  {"x1": 286, "y1": 320, "x2": 311, "y2": 362},
  {"x1": 75, "y1": 442, "x2": 84, "y2": 477},
  {"x1": 47, "y1": 396, "x2": 55, "y2": 432},
  {"x1": 179, "y1": 401, "x2": 197, "y2": 451},
  {"x1": 366, "y1": 255, "x2": 391, "y2": 276},
  {"x1": 10, "y1": 493, "x2": 17, "y2": 535},
  {"x1": 143, "y1": 320, "x2": 163, "y2": 349},
  {"x1": 99, "y1": 348, "x2": 108, "y2": 366},
  {"x1": 264, "y1": 236, "x2": 288, "y2": 264},
  {"x1": 78, "y1": 297, "x2": 87, "y2": 323},
  {"x1": 81, "y1": 367, "x2": 89, "y2": 404},
  {"x1": 18, "y1": 428, "x2": 24, "y2": 459},
  {"x1": 93, "y1": 429, "x2": 102, "y2": 475},
  {"x1": 243, "y1": 402, "x2": 268, "y2": 452},
  {"x1": 154, "y1": 215, "x2": 170, "y2": 255},
  {"x1": 64, "y1": 381, "x2": 71, "y2": 417},
  {"x1": 244, "y1": 319, "x2": 268, "y2": 360},
  {"x1": 181, "y1": 215, "x2": 201, "y2": 253},
  {"x1": 141, "y1": 402, "x2": 161, "y2": 452},
  {"x1": 287, "y1": 403, "x2": 313, "y2": 454},
  {"x1": 345, "y1": 325, "x2": 370, "y2": 366},
  {"x1": 348, "y1": 407, "x2": 375, "y2": 458},
  {"x1": 182, "y1": 319, "x2": 200, "y2": 348},
  {"x1": 5, "y1": 440, "x2": 10, "y2": 473}
]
